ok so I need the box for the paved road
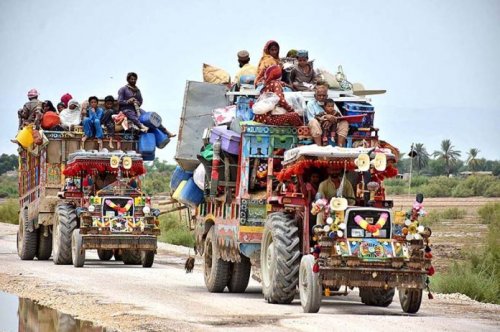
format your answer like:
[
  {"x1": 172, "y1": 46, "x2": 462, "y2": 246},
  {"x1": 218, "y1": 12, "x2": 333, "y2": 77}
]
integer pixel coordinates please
[{"x1": 0, "y1": 222, "x2": 498, "y2": 331}]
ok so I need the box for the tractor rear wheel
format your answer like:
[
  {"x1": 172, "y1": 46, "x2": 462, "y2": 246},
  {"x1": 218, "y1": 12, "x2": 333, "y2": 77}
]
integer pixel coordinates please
[
  {"x1": 52, "y1": 203, "x2": 77, "y2": 265},
  {"x1": 227, "y1": 254, "x2": 251, "y2": 293},
  {"x1": 36, "y1": 225, "x2": 52, "y2": 260},
  {"x1": 261, "y1": 212, "x2": 301, "y2": 304},
  {"x1": 204, "y1": 226, "x2": 230, "y2": 292},
  {"x1": 17, "y1": 209, "x2": 38, "y2": 261}
]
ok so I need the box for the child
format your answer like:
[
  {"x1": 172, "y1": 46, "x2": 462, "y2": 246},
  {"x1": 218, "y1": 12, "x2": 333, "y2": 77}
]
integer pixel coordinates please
[
  {"x1": 101, "y1": 95, "x2": 117, "y2": 149},
  {"x1": 315, "y1": 99, "x2": 348, "y2": 147},
  {"x1": 82, "y1": 96, "x2": 104, "y2": 150}
]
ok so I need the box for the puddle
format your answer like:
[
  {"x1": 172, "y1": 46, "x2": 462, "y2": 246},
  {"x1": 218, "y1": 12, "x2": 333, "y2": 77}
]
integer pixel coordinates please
[{"x1": 0, "y1": 291, "x2": 107, "y2": 332}]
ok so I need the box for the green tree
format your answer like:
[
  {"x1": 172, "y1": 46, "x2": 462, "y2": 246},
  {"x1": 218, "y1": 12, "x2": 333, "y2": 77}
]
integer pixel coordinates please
[
  {"x1": 433, "y1": 139, "x2": 462, "y2": 176},
  {"x1": 466, "y1": 148, "x2": 481, "y2": 171},
  {"x1": 0, "y1": 154, "x2": 18, "y2": 176},
  {"x1": 413, "y1": 143, "x2": 430, "y2": 173}
]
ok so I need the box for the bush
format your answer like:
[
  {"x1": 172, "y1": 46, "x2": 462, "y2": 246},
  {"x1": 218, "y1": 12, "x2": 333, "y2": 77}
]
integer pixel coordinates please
[
  {"x1": 484, "y1": 182, "x2": 500, "y2": 197},
  {"x1": 440, "y1": 207, "x2": 467, "y2": 219},
  {"x1": 451, "y1": 183, "x2": 475, "y2": 197},
  {"x1": 422, "y1": 209, "x2": 441, "y2": 226},
  {"x1": 0, "y1": 199, "x2": 19, "y2": 224},
  {"x1": 433, "y1": 263, "x2": 499, "y2": 304},
  {"x1": 0, "y1": 174, "x2": 18, "y2": 198},
  {"x1": 158, "y1": 212, "x2": 194, "y2": 247},
  {"x1": 420, "y1": 176, "x2": 458, "y2": 197},
  {"x1": 433, "y1": 211, "x2": 500, "y2": 304},
  {"x1": 477, "y1": 202, "x2": 500, "y2": 224}
]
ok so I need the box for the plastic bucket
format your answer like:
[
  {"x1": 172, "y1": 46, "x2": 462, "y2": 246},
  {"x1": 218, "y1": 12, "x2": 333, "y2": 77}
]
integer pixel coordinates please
[
  {"x1": 139, "y1": 112, "x2": 162, "y2": 129},
  {"x1": 172, "y1": 180, "x2": 187, "y2": 200},
  {"x1": 178, "y1": 178, "x2": 204, "y2": 207},
  {"x1": 170, "y1": 166, "x2": 193, "y2": 192},
  {"x1": 16, "y1": 126, "x2": 34, "y2": 148},
  {"x1": 151, "y1": 127, "x2": 170, "y2": 149}
]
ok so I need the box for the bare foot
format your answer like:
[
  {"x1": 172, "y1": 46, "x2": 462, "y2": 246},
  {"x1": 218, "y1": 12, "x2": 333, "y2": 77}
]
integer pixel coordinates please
[
  {"x1": 109, "y1": 140, "x2": 114, "y2": 149},
  {"x1": 140, "y1": 125, "x2": 149, "y2": 133},
  {"x1": 98, "y1": 139, "x2": 103, "y2": 151},
  {"x1": 168, "y1": 132, "x2": 177, "y2": 138}
]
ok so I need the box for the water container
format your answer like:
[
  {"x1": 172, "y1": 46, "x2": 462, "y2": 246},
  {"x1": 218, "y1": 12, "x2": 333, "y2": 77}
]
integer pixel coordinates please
[
  {"x1": 139, "y1": 133, "x2": 156, "y2": 154},
  {"x1": 142, "y1": 151, "x2": 155, "y2": 161},
  {"x1": 178, "y1": 178, "x2": 204, "y2": 207},
  {"x1": 151, "y1": 127, "x2": 170, "y2": 149},
  {"x1": 172, "y1": 180, "x2": 187, "y2": 200},
  {"x1": 139, "y1": 112, "x2": 162, "y2": 129},
  {"x1": 16, "y1": 126, "x2": 34, "y2": 148},
  {"x1": 170, "y1": 166, "x2": 193, "y2": 192}
]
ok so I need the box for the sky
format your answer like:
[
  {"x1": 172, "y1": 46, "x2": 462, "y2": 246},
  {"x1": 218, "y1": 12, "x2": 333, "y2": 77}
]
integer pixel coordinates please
[{"x1": 1, "y1": 0, "x2": 499, "y2": 162}]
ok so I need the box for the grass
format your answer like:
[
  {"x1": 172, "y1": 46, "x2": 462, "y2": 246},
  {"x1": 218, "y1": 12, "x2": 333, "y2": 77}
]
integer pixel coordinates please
[
  {"x1": 440, "y1": 207, "x2": 467, "y2": 220},
  {"x1": 477, "y1": 202, "x2": 500, "y2": 224},
  {"x1": 419, "y1": 208, "x2": 467, "y2": 226},
  {"x1": 432, "y1": 202, "x2": 500, "y2": 304},
  {"x1": 158, "y1": 212, "x2": 194, "y2": 247},
  {"x1": 432, "y1": 263, "x2": 499, "y2": 304},
  {"x1": 0, "y1": 199, "x2": 19, "y2": 224}
]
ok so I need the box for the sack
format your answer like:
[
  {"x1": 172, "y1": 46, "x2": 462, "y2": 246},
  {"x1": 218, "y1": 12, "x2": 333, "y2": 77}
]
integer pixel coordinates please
[
  {"x1": 212, "y1": 105, "x2": 236, "y2": 125},
  {"x1": 193, "y1": 163, "x2": 206, "y2": 190},
  {"x1": 284, "y1": 92, "x2": 306, "y2": 116},
  {"x1": 203, "y1": 63, "x2": 230, "y2": 84},
  {"x1": 252, "y1": 92, "x2": 279, "y2": 115},
  {"x1": 316, "y1": 68, "x2": 340, "y2": 89},
  {"x1": 41, "y1": 111, "x2": 61, "y2": 129},
  {"x1": 271, "y1": 106, "x2": 287, "y2": 115}
]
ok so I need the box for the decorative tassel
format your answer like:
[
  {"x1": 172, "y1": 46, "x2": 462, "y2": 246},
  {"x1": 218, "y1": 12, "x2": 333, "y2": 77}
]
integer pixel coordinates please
[
  {"x1": 313, "y1": 263, "x2": 320, "y2": 273},
  {"x1": 428, "y1": 292, "x2": 434, "y2": 300},
  {"x1": 427, "y1": 266, "x2": 435, "y2": 276},
  {"x1": 425, "y1": 252, "x2": 433, "y2": 259}
]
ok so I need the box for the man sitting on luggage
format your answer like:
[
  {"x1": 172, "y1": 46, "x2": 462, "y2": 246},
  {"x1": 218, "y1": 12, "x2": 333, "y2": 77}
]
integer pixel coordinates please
[{"x1": 306, "y1": 85, "x2": 348, "y2": 147}]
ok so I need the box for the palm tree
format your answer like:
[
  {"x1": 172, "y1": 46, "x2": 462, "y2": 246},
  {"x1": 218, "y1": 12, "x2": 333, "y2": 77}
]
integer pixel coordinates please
[
  {"x1": 467, "y1": 148, "x2": 481, "y2": 171},
  {"x1": 432, "y1": 139, "x2": 461, "y2": 176},
  {"x1": 413, "y1": 143, "x2": 430, "y2": 173}
]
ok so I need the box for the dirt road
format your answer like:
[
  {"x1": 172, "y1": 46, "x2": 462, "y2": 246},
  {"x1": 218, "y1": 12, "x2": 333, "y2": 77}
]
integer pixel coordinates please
[{"x1": 0, "y1": 222, "x2": 498, "y2": 332}]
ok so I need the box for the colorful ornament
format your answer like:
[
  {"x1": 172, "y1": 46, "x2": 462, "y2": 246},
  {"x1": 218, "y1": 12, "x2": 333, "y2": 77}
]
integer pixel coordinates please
[{"x1": 354, "y1": 213, "x2": 388, "y2": 236}]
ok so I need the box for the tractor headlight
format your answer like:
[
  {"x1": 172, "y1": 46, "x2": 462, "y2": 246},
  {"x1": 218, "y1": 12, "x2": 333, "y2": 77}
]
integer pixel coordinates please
[
  {"x1": 88, "y1": 205, "x2": 95, "y2": 212},
  {"x1": 143, "y1": 206, "x2": 151, "y2": 215}
]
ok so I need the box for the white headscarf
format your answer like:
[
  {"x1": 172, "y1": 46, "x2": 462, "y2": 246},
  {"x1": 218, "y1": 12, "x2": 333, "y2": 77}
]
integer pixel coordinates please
[{"x1": 59, "y1": 99, "x2": 82, "y2": 127}]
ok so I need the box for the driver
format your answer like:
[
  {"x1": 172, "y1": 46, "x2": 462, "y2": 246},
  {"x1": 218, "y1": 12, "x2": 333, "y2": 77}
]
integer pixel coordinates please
[{"x1": 318, "y1": 167, "x2": 355, "y2": 205}]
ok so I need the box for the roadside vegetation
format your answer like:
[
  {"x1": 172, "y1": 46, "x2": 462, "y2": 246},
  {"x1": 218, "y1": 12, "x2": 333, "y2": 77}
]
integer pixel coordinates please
[
  {"x1": 158, "y1": 212, "x2": 194, "y2": 247},
  {"x1": 432, "y1": 202, "x2": 500, "y2": 304},
  {"x1": 385, "y1": 175, "x2": 500, "y2": 197},
  {"x1": 0, "y1": 199, "x2": 18, "y2": 224}
]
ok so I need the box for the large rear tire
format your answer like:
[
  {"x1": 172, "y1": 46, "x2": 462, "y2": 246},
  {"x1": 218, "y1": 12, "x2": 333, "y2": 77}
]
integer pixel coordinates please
[
  {"x1": 359, "y1": 287, "x2": 395, "y2": 307},
  {"x1": 299, "y1": 255, "x2": 322, "y2": 313},
  {"x1": 17, "y1": 210, "x2": 38, "y2": 261},
  {"x1": 52, "y1": 203, "x2": 77, "y2": 265},
  {"x1": 399, "y1": 288, "x2": 423, "y2": 313},
  {"x1": 141, "y1": 250, "x2": 155, "y2": 268},
  {"x1": 261, "y1": 212, "x2": 301, "y2": 304},
  {"x1": 97, "y1": 250, "x2": 113, "y2": 261},
  {"x1": 36, "y1": 225, "x2": 52, "y2": 260},
  {"x1": 71, "y1": 229, "x2": 85, "y2": 267},
  {"x1": 122, "y1": 250, "x2": 142, "y2": 265},
  {"x1": 227, "y1": 254, "x2": 251, "y2": 293},
  {"x1": 204, "y1": 226, "x2": 230, "y2": 292}
]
